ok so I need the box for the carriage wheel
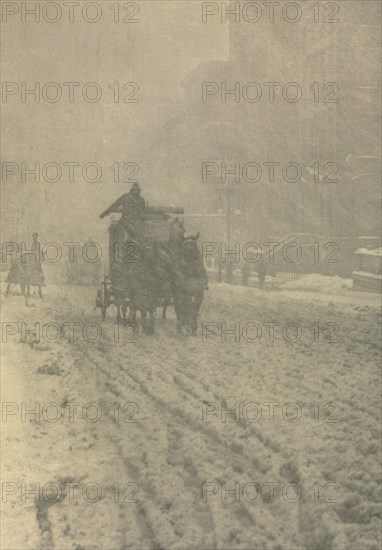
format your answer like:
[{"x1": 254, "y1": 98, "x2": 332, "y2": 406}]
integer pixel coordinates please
[{"x1": 101, "y1": 281, "x2": 108, "y2": 320}]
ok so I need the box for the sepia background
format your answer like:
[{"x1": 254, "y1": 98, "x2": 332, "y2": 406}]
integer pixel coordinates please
[{"x1": 1, "y1": 1, "x2": 381, "y2": 549}]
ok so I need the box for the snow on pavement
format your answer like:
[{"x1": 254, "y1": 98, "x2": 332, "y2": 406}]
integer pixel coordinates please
[{"x1": 1, "y1": 281, "x2": 381, "y2": 549}]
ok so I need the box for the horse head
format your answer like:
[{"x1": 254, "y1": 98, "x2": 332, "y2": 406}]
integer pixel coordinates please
[
  {"x1": 178, "y1": 238, "x2": 204, "y2": 275},
  {"x1": 169, "y1": 217, "x2": 186, "y2": 247}
]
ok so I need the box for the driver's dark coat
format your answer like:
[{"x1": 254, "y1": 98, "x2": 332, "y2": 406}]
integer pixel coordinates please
[
  {"x1": 100, "y1": 191, "x2": 146, "y2": 220},
  {"x1": 121, "y1": 192, "x2": 146, "y2": 219}
]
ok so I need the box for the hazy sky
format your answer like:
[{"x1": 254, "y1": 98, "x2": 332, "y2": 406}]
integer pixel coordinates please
[
  {"x1": 2, "y1": 1, "x2": 380, "y2": 243},
  {"x1": 1, "y1": 1, "x2": 229, "y2": 242}
]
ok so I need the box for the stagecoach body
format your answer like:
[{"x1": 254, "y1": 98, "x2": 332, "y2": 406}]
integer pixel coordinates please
[
  {"x1": 96, "y1": 205, "x2": 207, "y2": 334},
  {"x1": 66, "y1": 244, "x2": 101, "y2": 285},
  {"x1": 96, "y1": 211, "x2": 178, "y2": 321}
]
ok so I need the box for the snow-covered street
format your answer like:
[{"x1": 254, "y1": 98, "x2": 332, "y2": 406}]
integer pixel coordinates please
[{"x1": 1, "y1": 280, "x2": 380, "y2": 550}]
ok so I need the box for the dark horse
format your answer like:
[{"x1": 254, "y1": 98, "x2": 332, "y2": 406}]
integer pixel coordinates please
[{"x1": 170, "y1": 233, "x2": 208, "y2": 335}]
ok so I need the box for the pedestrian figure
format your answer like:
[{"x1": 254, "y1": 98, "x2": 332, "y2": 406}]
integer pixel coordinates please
[
  {"x1": 5, "y1": 252, "x2": 26, "y2": 296},
  {"x1": 256, "y1": 259, "x2": 267, "y2": 289},
  {"x1": 24, "y1": 233, "x2": 44, "y2": 298}
]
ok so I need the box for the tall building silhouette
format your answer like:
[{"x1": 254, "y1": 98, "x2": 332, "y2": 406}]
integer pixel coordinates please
[{"x1": 140, "y1": 2, "x2": 380, "y2": 241}]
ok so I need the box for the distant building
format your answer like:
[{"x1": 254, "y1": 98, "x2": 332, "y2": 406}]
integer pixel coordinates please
[{"x1": 140, "y1": 5, "x2": 380, "y2": 242}]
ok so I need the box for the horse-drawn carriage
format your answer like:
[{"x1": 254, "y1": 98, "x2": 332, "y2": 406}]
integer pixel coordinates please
[
  {"x1": 66, "y1": 243, "x2": 101, "y2": 286},
  {"x1": 96, "y1": 206, "x2": 207, "y2": 334},
  {"x1": 5, "y1": 252, "x2": 45, "y2": 298}
]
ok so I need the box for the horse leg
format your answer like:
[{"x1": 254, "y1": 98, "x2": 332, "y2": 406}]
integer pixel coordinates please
[
  {"x1": 141, "y1": 309, "x2": 148, "y2": 334},
  {"x1": 121, "y1": 302, "x2": 128, "y2": 323},
  {"x1": 147, "y1": 309, "x2": 155, "y2": 334},
  {"x1": 128, "y1": 304, "x2": 137, "y2": 324},
  {"x1": 116, "y1": 302, "x2": 122, "y2": 323},
  {"x1": 5, "y1": 283, "x2": 11, "y2": 297},
  {"x1": 188, "y1": 303, "x2": 197, "y2": 336},
  {"x1": 185, "y1": 310, "x2": 194, "y2": 336},
  {"x1": 162, "y1": 302, "x2": 167, "y2": 319},
  {"x1": 191, "y1": 308, "x2": 198, "y2": 335},
  {"x1": 173, "y1": 295, "x2": 184, "y2": 335},
  {"x1": 38, "y1": 285, "x2": 43, "y2": 299},
  {"x1": 176, "y1": 313, "x2": 186, "y2": 336},
  {"x1": 191, "y1": 293, "x2": 203, "y2": 335}
]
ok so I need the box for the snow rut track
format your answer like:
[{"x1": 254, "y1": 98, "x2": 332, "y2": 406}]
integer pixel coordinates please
[
  {"x1": 65, "y1": 322, "x2": 306, "y2": 548},
  {"x1": 76, "y1": 345, "x2": 246, "y2": 549},
  {"x1": 2, "y1": 284, "x2": 381, "y2": 549}
]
